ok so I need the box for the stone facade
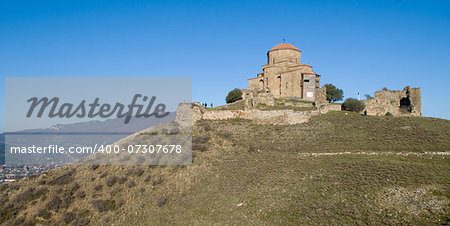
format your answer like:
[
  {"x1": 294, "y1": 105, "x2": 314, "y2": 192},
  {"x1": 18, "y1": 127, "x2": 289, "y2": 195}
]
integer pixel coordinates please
[
  {"x1": 248, "y1": 43, "x2": 321, "y2": 101},
  {"x1": 362, "y1": 86, "x2": 422, "y2": 117}
]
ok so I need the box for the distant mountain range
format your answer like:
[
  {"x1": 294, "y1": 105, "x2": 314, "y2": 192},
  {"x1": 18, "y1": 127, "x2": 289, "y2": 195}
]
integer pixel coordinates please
[{"x1": 1, "y1": 113, "x2": 176, "y2": 165}]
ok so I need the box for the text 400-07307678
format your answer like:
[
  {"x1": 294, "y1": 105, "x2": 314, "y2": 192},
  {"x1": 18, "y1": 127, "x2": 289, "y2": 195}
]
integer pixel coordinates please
[{"x1": 97, "y1": 144, "x2": 183, "y2": 154}]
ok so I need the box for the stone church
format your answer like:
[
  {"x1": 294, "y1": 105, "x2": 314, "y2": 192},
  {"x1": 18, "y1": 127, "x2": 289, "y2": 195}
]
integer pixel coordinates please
[{"x1": 247, "y1": 43, "x2": 321, "y2": 101}]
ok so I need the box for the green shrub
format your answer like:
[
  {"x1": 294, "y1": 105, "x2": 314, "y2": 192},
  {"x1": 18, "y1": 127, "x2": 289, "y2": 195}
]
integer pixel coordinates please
[
  {"x1": 193, "y1": 144, "x2": 208, "y2": 152},
  {"x1": 152, "y1": 176, "x2": 164, "y2": 186},
  {"x1": 13, "y1": 186, "x2": 48, "y2": 203},
  {"x1": 72, "y1": 216, "x2": 90, "y2": 225},
  {"x1": 94, "y1": 184, "x2": 103, "y2": 192},
  {"x1": 48, "y1": 169, "x2": 75, "y2": 186},
  {"x1": 106, "y1": 176, "x2": 118, "y2": 187},
  {"x1": 220, "y1": 130, "x2": 233, "y2": 138},
  {"x1": 133, "y1": 167, "x2": 144, "y2": 177},
  {"x1": 342, "y1": 98, "x2": 365, "y2": 112},
  {"x1": 68, "y1": 182, "x2": 80, "y2": 194},
  {"x1": 109, "y1": 187, "x2": 122, "y2": 196},
  {"x1": 61, "y1": 212, "x2": 75, "y2": 224},
  {"x1": 118, "y1": 176, "x2": 127, "y2": 184},
  {"x1": 90, "y1": 165, "x2": 99, "y2": 171},
  {"x1": 61, "y1": 190, "x2": 75, "y2": 208},
  {"x1": 156, "y1": 197, "x2": 166, "y2": 207},
  {"x1": 37, "y1": 209, "x2": 51, "y2": 219},
  {"x1": 193, "y1": 135, "x2": 209, "y2": 144},
  {"x1": 225, "y1": 88, "x2": 243, "y2": 104},
  {"x1": 74, "y1": 190, "x2": 85, "y2": 199},
  {"x1": 144, "y1": 175, "x2": 151, "y2": 183},
  {"x1": 115, "y1": 199, "x2": 124, "y2": 208},
  {"x1": 127, "y1": 180, "x2": 135, "y2": 188},
  {"x1": 45, "y1": 196, "x2": 62, "y2": 211},
  {"x1": 90, "y1": 199, "x2": 115, "y2": 212}
]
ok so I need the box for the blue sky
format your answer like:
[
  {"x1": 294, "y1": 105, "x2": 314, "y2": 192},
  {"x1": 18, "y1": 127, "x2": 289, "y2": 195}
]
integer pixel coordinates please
[{"x1": 1, "y1": 0, "x2": 450, "y2": 132}]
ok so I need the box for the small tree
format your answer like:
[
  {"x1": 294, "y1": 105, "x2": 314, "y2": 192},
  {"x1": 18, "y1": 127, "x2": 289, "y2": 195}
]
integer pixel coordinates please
[
  {"x1": 364, "y1": 94, "x2": 374, "y2": 100},
  {"x1": 225, "y1": 88, "x2": 243, "y2": 104},
  {"x1": 324, "y1": 84, "x2": 343, "y2": 103},
  {"x1": 342, "y1": 98, "x2": 365, "y2": 112}
]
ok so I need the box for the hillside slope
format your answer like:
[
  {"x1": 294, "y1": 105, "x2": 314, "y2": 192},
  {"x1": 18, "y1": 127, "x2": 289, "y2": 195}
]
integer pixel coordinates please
[{"x1": 1, "y1": 112, "x2": 449, "y2": 225}]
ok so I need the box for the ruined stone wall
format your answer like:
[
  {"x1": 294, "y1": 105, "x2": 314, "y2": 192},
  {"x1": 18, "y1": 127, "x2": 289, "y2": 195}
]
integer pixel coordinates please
[
  {"x1": 314, "y1": 86, "x2": 327, "y2": 108},
  {"x1": 196, "y1": 107, "x2": 315, "y2": 125},
  {"x1": 408, "y1": 88, "x2": 422, "y2": 116},
  {"x1": 362, "y1": 86, "x2": 421, "y2": 117},
  {"x1": 314, "y1": 87, "x2": 342, "y2": 114},
  {"x1": 242, "y1": 88, "x2": 274, "y2": 110},
  {"x1": 318, "y1": 104, "x2": 342, "y2": 114},
  {"x1": 183, "y1": 98, "x2": 341, "y2": 125},
  {"x1": 178, "y1": 101, "x2": 312, "y2": 125}
]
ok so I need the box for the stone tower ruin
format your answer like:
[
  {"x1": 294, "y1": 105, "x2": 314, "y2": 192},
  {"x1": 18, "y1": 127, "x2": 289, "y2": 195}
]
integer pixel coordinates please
[{"x1": 363, "y1": 86, "x2": 422, "y2": 117}]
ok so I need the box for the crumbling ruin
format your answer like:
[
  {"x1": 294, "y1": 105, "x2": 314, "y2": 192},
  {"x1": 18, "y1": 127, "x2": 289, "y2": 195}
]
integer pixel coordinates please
[{"x1": 363, "y1": 86, "x2": 422, "y2": 117}]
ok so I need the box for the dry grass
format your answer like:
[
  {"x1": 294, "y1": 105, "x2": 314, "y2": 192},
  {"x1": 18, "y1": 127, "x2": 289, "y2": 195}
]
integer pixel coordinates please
[
  {"x1": 212, "y1": 100, "x2": 246, "y2": 110},
  {"x1": 0, "y1": 112, "x2": 449, "y2": 225}
]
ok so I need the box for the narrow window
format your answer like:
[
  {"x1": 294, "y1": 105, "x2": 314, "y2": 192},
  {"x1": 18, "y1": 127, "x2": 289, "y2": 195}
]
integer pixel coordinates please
[{"x1": 304, "y1": 79, "x2": 310, "y2": 82}]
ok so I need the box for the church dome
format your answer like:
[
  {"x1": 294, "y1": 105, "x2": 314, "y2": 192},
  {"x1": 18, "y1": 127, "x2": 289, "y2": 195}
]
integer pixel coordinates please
[{"x1": 270, "y1": 43, "x2": 301, "y2": 52}]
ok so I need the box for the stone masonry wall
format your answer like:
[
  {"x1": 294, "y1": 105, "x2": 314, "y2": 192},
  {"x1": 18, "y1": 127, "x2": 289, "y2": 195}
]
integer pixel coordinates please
[
  {"x1": 362, "y1": 86, "x2": 421, "y2": 117},
  {"x1": 314, "y1": 86, "x2": 327, "y2": 108},
  {"x1": 180, "y1": 102, "x2": 315, "y2": 125},
  {"x1": 200, "y1": 108, "x2": 315, "y2": 125}
]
